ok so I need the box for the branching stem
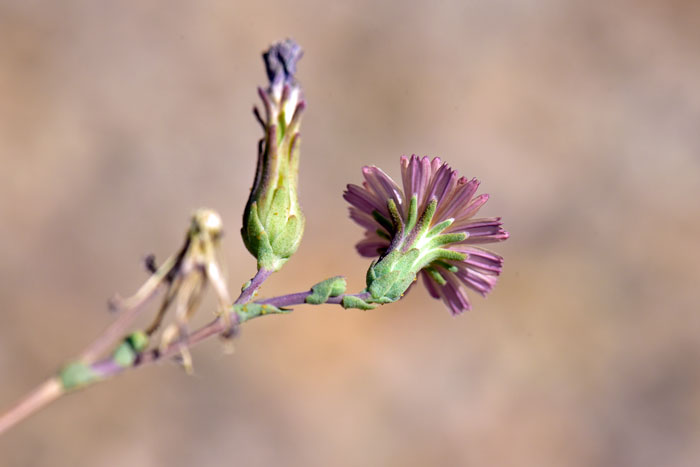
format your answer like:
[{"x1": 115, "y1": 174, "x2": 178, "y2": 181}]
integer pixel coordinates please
[
  {"x1": 235, "y1": 268, "x2": 272, "y2": 304},
  {"x1": 0, "y1": 286, "x2": 368, "y2": 436}
]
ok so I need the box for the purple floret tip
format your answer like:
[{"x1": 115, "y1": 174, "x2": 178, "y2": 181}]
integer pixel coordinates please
[{"x1": 263, "y1": 39, "x2": 303, "y2": 87}]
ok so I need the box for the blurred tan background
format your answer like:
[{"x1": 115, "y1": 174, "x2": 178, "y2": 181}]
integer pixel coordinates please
[{"x1": 1, "y1": 0, "x2": 699, "y2": 466}]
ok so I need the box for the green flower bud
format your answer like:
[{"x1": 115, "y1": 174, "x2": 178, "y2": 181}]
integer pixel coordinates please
[{"x1": 242, "y1": 39, "x2": 306, "y2": 272}]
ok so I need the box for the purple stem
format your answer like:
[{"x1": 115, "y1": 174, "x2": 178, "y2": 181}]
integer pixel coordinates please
[
  {"x1": 89, "y1": 289, "x2": 371, "y2": 378},
  {"x1": 259, "y1": 291, "x2": 371, "y2": 308},
  {"x1": 0, "y1": 283, "x2": 373, "y2": 436},
  {"x1": 235, "y1": 268, "x2": 272, "y2": 304},
  {"x1": 87, "y1": 289, "x2": 371, "y2": 381},
  {"x1": 90, "y1": 310, "x2": 239, "y2": 381},
  {"x1": 87, "y1": 267, "x2": 274, "y2": 382}
]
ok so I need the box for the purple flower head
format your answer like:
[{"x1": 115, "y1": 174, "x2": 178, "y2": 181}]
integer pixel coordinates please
[{"x1": 343, "y1": 155, "x2": 508, "y2": 315}]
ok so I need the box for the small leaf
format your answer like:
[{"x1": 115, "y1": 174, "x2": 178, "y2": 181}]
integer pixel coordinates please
[
  {"x1": 112, "y1": 331, "x2": 150, "y2": 367},
  {"x1": 233, "y1": 303, "x2": 289, "y2": 323},
  {"x1": 341, "y1": 295, "x2": 376, "y2": 310},
  {"x1": 59, "y1": 362, "x2": 99, "y2": 390},
  {"x1": 305, "y1": 276, "x2": 347, "y2": 304}
]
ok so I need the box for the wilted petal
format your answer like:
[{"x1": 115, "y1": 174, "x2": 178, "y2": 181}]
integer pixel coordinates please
[
  {"x1": 453, "y1": 263, "x2": 499, "y2": 297},
  {"x1": 441, "y1": 271, "x2": 472, "y2": 315},
  {"x1": 348, "y1": 207, "x2": 381, "y2": 231},
  {"x1": 457, "y1": 246, "x2": 504, "y2": 273},
  {"x1": 343, "y1": 184, "x2": 379, "y2": 214},
  {"x1": 362, "y1": 167, "x2": 404, "y2": 217},
  {"x1": 356, "y1": 235, "x2": 390, "y2": 257},
  {"x1": 420, "y1": 270, "x2": 441, "y2": 299},
  {"x1": 434, "y1": 177, "x2": 480, "y2": 223}
]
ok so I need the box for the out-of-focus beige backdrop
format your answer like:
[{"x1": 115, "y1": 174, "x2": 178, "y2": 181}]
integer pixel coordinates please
[{"x1": 1, "y1": 1, "x2": 699, "y2": 466}]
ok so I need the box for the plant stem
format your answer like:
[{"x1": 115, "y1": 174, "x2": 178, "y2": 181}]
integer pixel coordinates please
[
  {"x1": 258, "y1": 291, "x2": 371, "y2": 308},
  {"x1": 79, "y1": 254, "x2": 179, "y2": 365},
  {"x1": 235, "y1": 268, "x2": 272, "y2": 304},
  {"x1": 0, "y1": 287, "x2": 367, "y2": 436},
  {"x1": 0, "y1": 378, "x2": 63, "y2": 436},
  {"x1": 78, "y1": 296, "x2": 156, "y2": 365},
  {"x1": 0, "y1": 310, "x2": 239, "y2": 437}
]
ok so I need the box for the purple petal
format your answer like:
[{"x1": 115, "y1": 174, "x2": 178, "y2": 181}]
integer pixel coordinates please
[
  {"x1": 400, "y1": 155, "x2": 412, "y2": 198},
  {"x1": 349, "y1": 207, "x2": 381, "y2": 231},
  {"x1": 455, "y1": 218, "x2": 509, "y2": 243},
  {"x1": 462, "y1": 232, "x2": 509, "y2": 243},
  {"x1": 454, "y1": 246, "x2": 504, "y2": 273},
  {"x1": 344, "y1": 184, "x2": 380, "y2": 214},
  {"x1": 435, "y1": 177, "x2": 480, "y2": 222},
  {"x1": 454, "y1": 194, "x2": 490, "y2": 223},
  {"x1": 408, "y1": 156, "x2": 433, "y2": 209},
  {"x1": 454, "y1": 265, "x2": 499, "y2": 297},
  {"x1": 362, "y1": 166, "x2": 404, "y2": 217},
  {"x1": 356, "y1": 235, "x2": 390, "y2": 257},
  {"x1": 441, "y1": 272, "x2": 472, "y2": 315},
  {"x1": 425, "y1": 163, "x2": 458, "y2": 215},
  {"x1": 451, "y1": 217, "x2": 503, "y2": 236},
  {"x1": 420, "y1": 270, "x2": 441, "y2": 299},
  {"x1": 430, "y1": 156, "x2": 443, "y2": 174}
]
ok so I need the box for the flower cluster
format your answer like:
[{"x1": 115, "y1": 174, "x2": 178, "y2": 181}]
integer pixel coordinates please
[{"x1": 344, "y1": 155, "x2": 508, "y2": 315}]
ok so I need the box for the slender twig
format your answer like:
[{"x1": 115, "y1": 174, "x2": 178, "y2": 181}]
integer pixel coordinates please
[
  {"x1": 0, "y1": 288, "x2": 366, "y2": 436},
  {"x1": 235, "y1": 268, "x2": 272, "y2": 304},
  {"x1": 78, "y1": 253, "x2": 180, "y2": 364},
  {"x1": 0, "y1": 311, "x2": 236, "y2": 437},
  {"x1": 92, "y1": 289, "x2": 370, "y2": 381},
  {"x1": 258, "y1": 291, "x2": 371, "y2": 308},
  {"x1": 0, "y1": 378, "x2": 63, "y2": 435},
  {"x1": 92, "y1": 310, "x2": 242, "y2": 379}
]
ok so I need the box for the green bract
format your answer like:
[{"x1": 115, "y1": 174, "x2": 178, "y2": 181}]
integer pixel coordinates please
[
  {"x1": 59, "y1": 362, "x2": 99, "y2": 391},
  {"x1": 341, "y1": 295, "x2": 376, "y2": 310},
  {"x1": 112, "y1": 331, "x2": 150, "y2": 368},
  {"x1": 306, "y1": 276, "x2": 347, "y2": 304},
  {"x1": 365, "y1": 197, "x2": 467, "y2": 303},
  {"x1": 233, "y1": 302, "x2": 289, "y2": 323}
]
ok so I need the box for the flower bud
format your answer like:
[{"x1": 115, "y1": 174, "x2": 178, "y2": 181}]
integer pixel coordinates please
[{"x1": 242, "y1": 39, "x2": 306, "y2": 272}]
